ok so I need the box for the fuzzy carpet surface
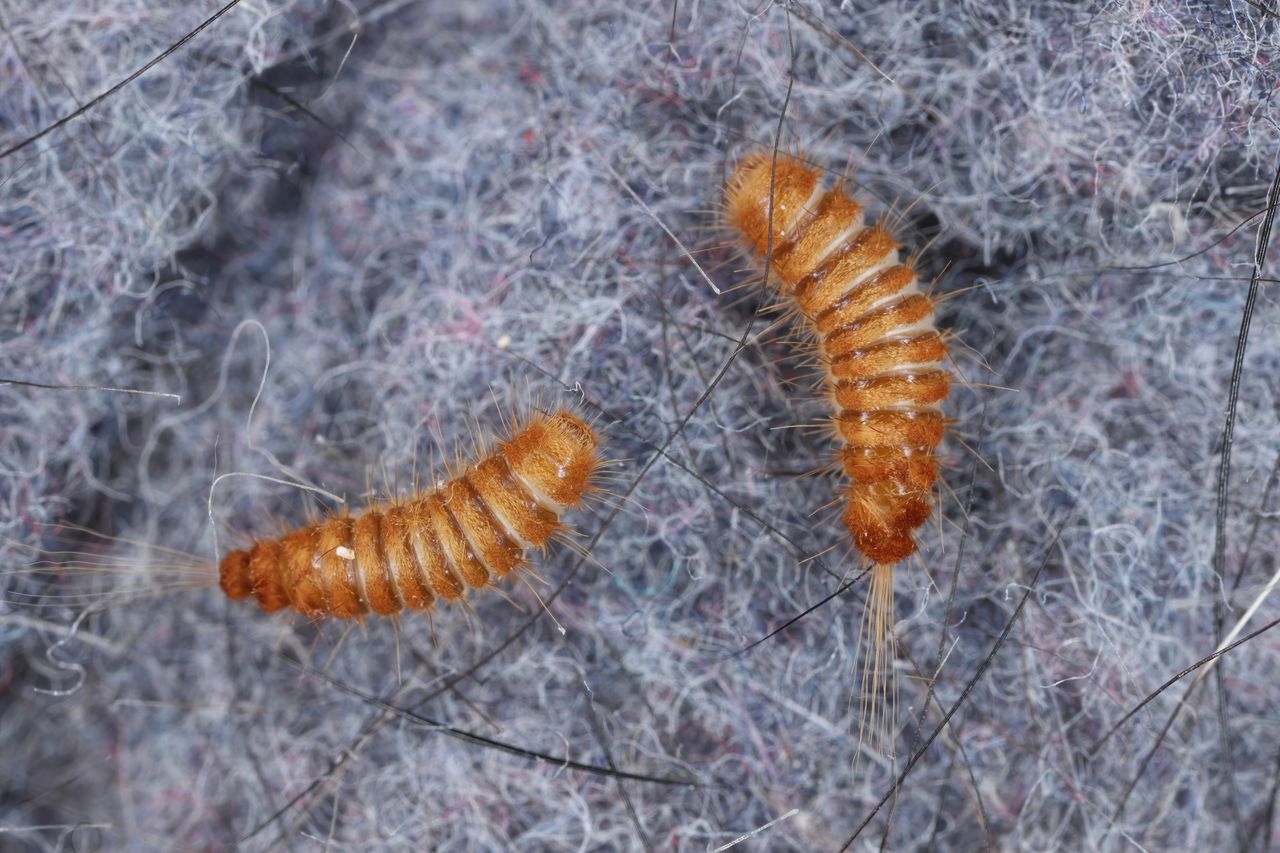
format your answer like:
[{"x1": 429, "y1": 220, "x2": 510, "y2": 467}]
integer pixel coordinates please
[{"x1": 3, "y1": 1, "x2": 1280, "y2": 850}]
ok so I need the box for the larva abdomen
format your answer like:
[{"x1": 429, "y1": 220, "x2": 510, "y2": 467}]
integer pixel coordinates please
[{"x1": 217, "y1": 411, "x2": 601, "y2": 619}]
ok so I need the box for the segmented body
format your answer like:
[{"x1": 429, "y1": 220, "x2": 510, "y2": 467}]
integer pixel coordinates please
[
  {"x1": 218, "y1": 411, "x2": 601, "y2": 618},
  {"x1": 724, "y1": 152, "x2": 949, "y2": 565}
]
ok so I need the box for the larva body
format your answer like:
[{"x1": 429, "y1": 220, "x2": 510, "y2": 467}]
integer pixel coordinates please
[
  {"x1": 218, "y1": 410, "x2": 602, "y2": 619},
  {"x1": 724, "y1": 151, "x2": 949, "y2": 566}
]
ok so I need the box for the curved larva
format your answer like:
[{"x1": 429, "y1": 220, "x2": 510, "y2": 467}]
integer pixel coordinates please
[
  {"x1": 723, "y1": 151, "x2": 950, "y2": 753},
  {"x1": 218, "y1": 410, "x2": 603, "y2": 619},
  {"x1": 724, "y1": 151, "x2": 949, "y2": 565}
]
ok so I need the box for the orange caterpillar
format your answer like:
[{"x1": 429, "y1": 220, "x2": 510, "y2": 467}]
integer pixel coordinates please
[
  {"x1": 723, "y1": 150, "x2": 950, "y2": 752},
  {"x1": 218, "y1": 410, "x2": 603, "y2": 619}
]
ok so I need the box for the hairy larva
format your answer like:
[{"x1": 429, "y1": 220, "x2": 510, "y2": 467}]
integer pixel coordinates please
[
  {"x1": 216, "y1": 409, "x2": 604, "y2": 619},
  {"x1": 723, "y1": 150, "x2": 951, "y2": 753}
]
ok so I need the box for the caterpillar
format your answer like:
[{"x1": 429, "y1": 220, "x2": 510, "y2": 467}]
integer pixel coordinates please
[
  {"x1": 218, "y1": 409, "x2": 604, "y2": 619},
  {"x1": 723, "y1": 150, "x2": 950, "y2": 755}
]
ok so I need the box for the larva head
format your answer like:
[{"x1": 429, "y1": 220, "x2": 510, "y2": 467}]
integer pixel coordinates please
[
  {"x1": 218, "y1": 549, "x2": 252, "y2": 600},
  {"x1": 499, "y1": 411, "x2": 602, "y2": 508},
  {"x1": 724, "y1": 151, "x2": 819, "y2": 257}
]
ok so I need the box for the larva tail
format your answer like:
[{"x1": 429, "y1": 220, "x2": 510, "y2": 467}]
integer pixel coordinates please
[
  {"x1": 855, "y1": 562, "x2": 898, "y2": 762},
  {"x1": 5, "y1": 528, "x2": 216, "y2": 614}
]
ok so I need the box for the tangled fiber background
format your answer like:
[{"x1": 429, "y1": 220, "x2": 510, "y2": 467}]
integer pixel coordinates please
[{"x1": 3, "y1": 1, "x2": 1280, "y2": 849}]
